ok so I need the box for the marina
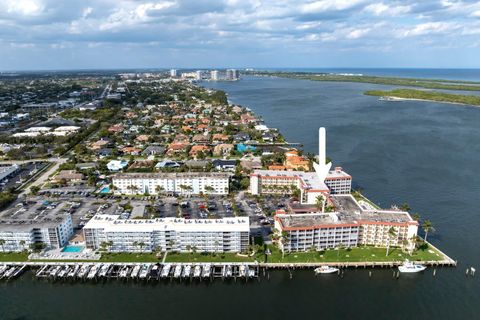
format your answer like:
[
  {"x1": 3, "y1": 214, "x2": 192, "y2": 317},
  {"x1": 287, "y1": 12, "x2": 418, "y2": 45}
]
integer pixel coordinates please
[{"x1": 31, "y1": 262, "x2": 261, "y2": 282}]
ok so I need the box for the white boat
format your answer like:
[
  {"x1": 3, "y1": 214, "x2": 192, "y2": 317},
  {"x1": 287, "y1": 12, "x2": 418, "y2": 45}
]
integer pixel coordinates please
[
  {"x1": 224, "y1": 265, "x2": 232, "y2": 277},
  {"x1": 49, "y1": 266, "x2": 62, "y2": 277},
  {"x1": 68, "y1": 265, "x2": 80, "y2": 278},
  {"x1": 182, "y1": 265, "x2": 192, "y2": 278},
  {"x1": 0, "y1": 265, "x2": 8, "y2": 277},
  {"x1": 138, "y1": 264, "x2": 151, "y2": 279},
  {"x1": 58, "y1": 266, "x2": 70, "y2": 278},
  {"x1": 239, "y1": 265, "x2": 246, "y2": 277},
  {"x1": 193, "y1": 265, "x2": 201, "y2": 278},
  {"x1": 160, "y1": 264, "x2": 170, "y2": 278},
  {"x1": 77, "y1": 265, "x2": 91, "y2": 278},
  {"x1": 119, "y1": 266, "x2": 131, "y2": 278},
  {"x1": 173, "y1": 265, "x2": 182, "y2": 278},
  {"x1": 3, "y1": 266, "x2": 16, "y2": 279},
  {"x1": 130, "y1": 265, "x2": 141, "y2": 278},
  {"x1": 398, "y1": 261, "x2": 427, "y2": 273},
  {"x1": 314, "y1": 266, "x2": 339, "y2": 274},
  {"x1": 87, "y1": 265, "x2": 100, "y2": 279},
  {"x1": 98, "y1": 264, "x2": 110, "y2": 278},
  {"x1": 202, "y1": 264, "x2": 211, "y2": 278}
]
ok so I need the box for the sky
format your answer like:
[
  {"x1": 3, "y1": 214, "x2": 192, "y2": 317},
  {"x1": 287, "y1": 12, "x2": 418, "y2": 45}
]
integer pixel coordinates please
[{"x1": 1, "y1": 0, "x2": 480, "y2": 70}]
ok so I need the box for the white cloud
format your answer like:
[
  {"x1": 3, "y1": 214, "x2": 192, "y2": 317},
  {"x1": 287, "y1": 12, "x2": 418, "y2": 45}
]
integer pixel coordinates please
[{"x1": 364, "y1": 3, "x2": 410, "y2": 16}]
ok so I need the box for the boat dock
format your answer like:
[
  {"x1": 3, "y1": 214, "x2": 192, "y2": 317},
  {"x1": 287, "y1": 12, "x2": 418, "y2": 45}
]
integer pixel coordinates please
[
  {"x1": 32, "y1": 262, "x2": 260, "y2": 282},
  {"x1": 0, "y1": 264, "x2": 27, "y2": 280}
]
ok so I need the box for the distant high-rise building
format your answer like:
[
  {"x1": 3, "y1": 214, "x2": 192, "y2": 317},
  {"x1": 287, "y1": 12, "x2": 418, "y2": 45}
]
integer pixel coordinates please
[
  {"x1": 195, "y1": 70, "x2": 202, "y2": 80},
  {"x1": 211, "y1": 70, "x2": 219, "y2": 81},
  {"x1": 226, "y1": 69, "x2": 240, "y2": 81},
  {"x1": 170, "y1": 69, "x2": 177, "y2": 77}
]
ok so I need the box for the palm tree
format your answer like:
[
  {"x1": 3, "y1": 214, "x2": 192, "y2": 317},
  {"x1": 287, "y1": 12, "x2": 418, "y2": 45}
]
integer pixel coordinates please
[
  {"x1": 133, "y1": 241, "x2": 139, "y2": 252},
  {"x1": 385, "y1": 227, "x2": 397, "y2": 256},
  {"x1": 411, "y1": 213, "x2": 420, "y2": 221},
  {"x1": 279, "y1": 231, "x2": 289, "y2": 259},
  {"x1": 422, "y1": 220, "x2": 434, "y2": 242},
  {"x1": 138, "y1": 242, "x2": 146, "y2": 253},
  {"x1": 155, "y1": 185, "x2": 165, "y2": 196},
  {"x1": 19, "y1": 240, "x2": 26, "y2": 252},
  {"x1": 127, "y1": 185, "x2": 139, "y2": 195},
  {"x1": 0, "y1": 239, "x2": 5, "y2": 252},
  {"x1": 316, "y1": 195, "x2": 325, "y2": 213}
]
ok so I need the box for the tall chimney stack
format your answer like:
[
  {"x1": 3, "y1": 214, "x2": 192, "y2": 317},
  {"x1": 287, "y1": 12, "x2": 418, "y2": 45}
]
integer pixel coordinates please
[{"x1": 319, "y1": 127, "x2": 326, "y2": 165}]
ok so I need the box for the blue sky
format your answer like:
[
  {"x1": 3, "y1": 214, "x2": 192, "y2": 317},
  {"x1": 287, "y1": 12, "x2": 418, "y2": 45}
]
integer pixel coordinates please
[{"x1": 1, "y1": 0, "x2": 480, "y2": 70}]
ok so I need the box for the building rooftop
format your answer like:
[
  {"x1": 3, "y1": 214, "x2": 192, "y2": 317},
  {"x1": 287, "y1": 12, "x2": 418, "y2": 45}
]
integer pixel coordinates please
[
  {"x1": 84, "y1": 214, "x2": 250, "y2": 232},
  {"x1": 113, "y1": 172, "x2": 232, "y2": 179},
  {"x1": 253, "y1": 169, "x2": 329, "y2": 191},
  {"x1": 0, "y1": 200, "x2": 71, "y2": 232}
]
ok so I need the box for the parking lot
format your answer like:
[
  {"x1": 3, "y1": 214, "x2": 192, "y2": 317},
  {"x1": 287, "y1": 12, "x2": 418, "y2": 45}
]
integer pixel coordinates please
[{"x1": 0, "y1": 162, "x2": 48, "y2": 191}]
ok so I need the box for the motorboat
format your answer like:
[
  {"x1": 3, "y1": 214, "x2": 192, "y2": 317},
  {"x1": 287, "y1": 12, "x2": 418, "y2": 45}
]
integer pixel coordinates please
[
  {"x1": 314, "y1": 266, "x2": 339, "y2": 274},
  {"x1": 138, "y1": 264, "x2": 151, "y2": 279},
  {"x1": 173, "y1": 265, "x2": 182, "y2": 278},
  {"x1": 193, "y1": 265, "x2": 201, "y2": 278},
  {"x1": 182, "y1": 265, "x2": 192, "y2": 278},
  {"x1": 398, "y1": 261, "x2": 427, "y2": 273},
  {"x1": 159, "y1": 264, "x2": 170, "y2": 278}
]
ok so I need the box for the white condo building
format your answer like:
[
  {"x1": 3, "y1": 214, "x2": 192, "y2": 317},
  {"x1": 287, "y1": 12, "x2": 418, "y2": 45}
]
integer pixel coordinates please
[
  {"x1": 274, "y1": 195, "x2": 419, "y2": 252},
  {"x1": 211, "y1": 70, "x2": 219, "y2": 81},
  {"x1": 112, "y1": 172, "x2": 231, "y2": 195},
  {"x1": 84, "y1": 215, "x2": 250, "y2": 253},
  {"x1": 0, "y1": 212, "x2": 73, "y2": 252},
  {"x1": 170, "y1": 69, "x2": 177, "y2": 77}
]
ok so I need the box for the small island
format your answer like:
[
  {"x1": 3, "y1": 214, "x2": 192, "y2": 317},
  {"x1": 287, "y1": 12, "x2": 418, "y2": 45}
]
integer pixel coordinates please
[{"x1": 364, "y1": 89, "x2": 480, "y2": 107}]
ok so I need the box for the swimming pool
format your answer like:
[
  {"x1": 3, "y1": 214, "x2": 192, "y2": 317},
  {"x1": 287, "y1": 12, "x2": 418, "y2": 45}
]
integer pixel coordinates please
[
  {"x1": 100, "y1": 186, "x2": 110, "y2": 194},
  {"x1": 61, "y1": 245, "x2": 84, "y2": 253}
]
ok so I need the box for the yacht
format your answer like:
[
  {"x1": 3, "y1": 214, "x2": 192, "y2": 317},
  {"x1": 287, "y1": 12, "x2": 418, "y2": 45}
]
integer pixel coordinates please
[
  {"x1": 398, "y1": 261, "x2": 427, "y2": 273},
  {"x1": 314, "y1": 266, "x2": 339, "y2": 274}
]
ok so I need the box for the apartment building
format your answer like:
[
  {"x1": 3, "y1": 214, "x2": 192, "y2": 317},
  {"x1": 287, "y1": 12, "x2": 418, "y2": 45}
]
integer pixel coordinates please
[
  {"x1": 84, "y1": 215, "x2": 249, "y2": 253},
  {"x1": 0, "y1": 205, "x2": 73, "y2": 252},
  {"x1": 112, "y1": 172, "x2": 231, "y2": 195},
  {"x1": 325, "y1": 167, "x2": 352, "y2": 194},
  {"x1": 274, "y1": 195, "x2": 418, "y2": 252},
  {"x1": 250, "y1": 170, "x2": 329, "y2": 205}
]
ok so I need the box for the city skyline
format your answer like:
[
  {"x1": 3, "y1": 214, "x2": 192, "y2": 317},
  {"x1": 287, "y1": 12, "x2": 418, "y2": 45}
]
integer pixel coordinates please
[{"x1": 1, "y1": 0, "x2": 480, "y2": 71}]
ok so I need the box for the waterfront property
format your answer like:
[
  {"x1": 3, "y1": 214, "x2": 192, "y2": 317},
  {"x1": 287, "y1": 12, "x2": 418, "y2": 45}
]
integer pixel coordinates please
[
  {"x1": 274, "y1": 195, "x2": 418, "y2": 252},
  {"x1": 83, "y1": 215, "x2": 250, "y2": 253},
  {"x1": 112, "y1": 172, "x2": 231, "y2": 195},
  {"x1": 250, "y1": 167, "x2": 351, "y2": 205},
  {"x1": 0, "y1": 201, "x2": 73, "y2": 252}
]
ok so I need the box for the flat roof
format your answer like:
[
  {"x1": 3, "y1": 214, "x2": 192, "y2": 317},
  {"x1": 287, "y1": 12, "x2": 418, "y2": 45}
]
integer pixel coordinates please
[
  {"x1": 252, "y1": 170, "x2": 328, "y2": 191},
  {"x1": 84, "y1": 214, "x2": 250, "y2": 233},
  {"x1": 113, "y1": 172, "x2": 232, "y2": 179},
  {"x1": 0, "y1": 200, "x2": 70, "y2": 231}
]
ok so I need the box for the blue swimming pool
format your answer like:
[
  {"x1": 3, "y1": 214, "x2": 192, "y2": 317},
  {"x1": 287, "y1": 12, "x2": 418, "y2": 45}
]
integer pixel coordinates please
[
  {"x1": 100, "y1": 186, "x2": 110, "y2": 194},
  {"x1": 62, "y1": 245, "x2": 84, "y2": 253}
]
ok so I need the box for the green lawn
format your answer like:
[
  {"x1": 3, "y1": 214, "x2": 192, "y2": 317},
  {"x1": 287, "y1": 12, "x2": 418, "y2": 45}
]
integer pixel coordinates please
[
  {"x1": 99, "y1": 252, "x2": 161, "y2": 263},
  {"x1": 263, "y1": 245, "x2": 444, "y2": 264},
  {"x1": 165, "y1": 252, "x2": 254, "y2": 263},
  {"x1": 0, "y1": 252, "x2": 29, "y2": 262}
]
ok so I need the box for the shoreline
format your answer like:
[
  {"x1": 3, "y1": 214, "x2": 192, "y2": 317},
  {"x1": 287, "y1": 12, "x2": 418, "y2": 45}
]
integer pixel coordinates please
[{"x1": 377, "y1": 95, "x2": 480, "y2": 107}]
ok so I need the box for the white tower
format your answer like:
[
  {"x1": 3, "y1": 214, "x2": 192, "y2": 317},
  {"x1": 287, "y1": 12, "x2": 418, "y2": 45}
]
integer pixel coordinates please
[{"x1": 312, "y1": 127, "x2": 332, "y2": 182}]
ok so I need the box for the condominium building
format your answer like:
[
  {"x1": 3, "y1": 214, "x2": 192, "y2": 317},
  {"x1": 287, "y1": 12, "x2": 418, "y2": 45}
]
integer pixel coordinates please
[
  {"x1": 325, "y1": 167, "x2": 352, "y2": 194},
  {"x1": 170, "y1": 69, "x2": 177, "y2": 77},
  {"x1": 226, "y1": 69, "x2": 240, "y2": 81},
  {"x1": 0, "y1": 202, "x2": 73, "y2": 252},
  {"x1": 112, "y1": 172, "x2": 231, "y2": 195},
  {"x1": 211, "y1": 70, "x2": 219, "y2": 81},
  {"x1": 274, "y1": 195, "x2": 418, "y2": 252},
  {"x1": 84, "y1": 215, "x2": 249, "y2": 253},
  {"x1": 250, "y1": 170, "x2": 329, "y2": 205}
]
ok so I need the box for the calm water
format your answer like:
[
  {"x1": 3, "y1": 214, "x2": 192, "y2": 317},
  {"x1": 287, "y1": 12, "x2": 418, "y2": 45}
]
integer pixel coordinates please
[{"x1": 2, "y1": 72, "x2": 480, "y2": 319}]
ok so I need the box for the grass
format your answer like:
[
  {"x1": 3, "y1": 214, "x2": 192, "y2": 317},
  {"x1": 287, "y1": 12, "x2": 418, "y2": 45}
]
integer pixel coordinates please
[
  {"x1": 99, "y1": 252, "x2": 160, "y2": 263},
  {"x1": 0, "y1": 252, "x2": 29, "y2": 262},
  {"x1": 262, "y1": 245, "x2": 444, "y2": 264},
  {"x1": 165, "y1": 252, "x2": 254, "y2": 263},
  {"x1": 364, "y1": 89, "x2": 480, "y2": 107}
]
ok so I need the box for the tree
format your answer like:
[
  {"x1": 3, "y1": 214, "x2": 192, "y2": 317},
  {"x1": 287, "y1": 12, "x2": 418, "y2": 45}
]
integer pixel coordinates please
[
  {"x1": 155, "y1": 185, "x2": 165, "y2": 196},
  {"x1": 400, "y1": 203, "x2": 411, "y2": 211},
  {"x1": 386, "y1": 227, "x2": 397, "y2": 256},
  {"x1": 30, "y1": 186, "x2": 41, "y2": 195},
  {"x1": 316, "y1": 195, "x2": 325, "y2": 213},
  {"x1": 422, "y1": 220, "x2": 434, "y2": 242},
  {"x1": 138, "y1": 242, "x2": 146, "y2": 253},
  {"x1": 19, "y1": 240, "x2": 26, "y2": 252},
  {"x1": 411, "y1": 213, "x2": 420, "y2": 221},
  {"x1": 279, "y1": 231, "x2": 289, "y2": 259},
  {"x1": 0, "y1": 239, "x2": 5, "y2": 252}
]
